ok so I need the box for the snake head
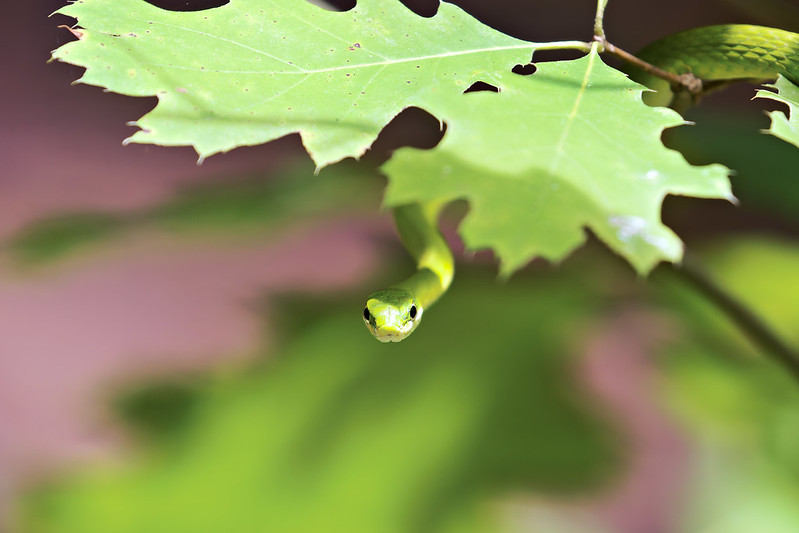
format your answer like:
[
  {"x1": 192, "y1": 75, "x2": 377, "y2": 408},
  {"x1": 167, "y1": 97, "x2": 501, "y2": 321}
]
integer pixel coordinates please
[{"x1": 363, "y1": 288, "x2": 422, "y2": 343}]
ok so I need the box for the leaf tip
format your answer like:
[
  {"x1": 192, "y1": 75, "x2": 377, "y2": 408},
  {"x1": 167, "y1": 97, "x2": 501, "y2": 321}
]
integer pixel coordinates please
[
  {"x1": 496, "y1": 256, "x2": 525, "y2": 281},
  {"x1": 634, "y1": 249, "x2": 683, "y2": 277}
]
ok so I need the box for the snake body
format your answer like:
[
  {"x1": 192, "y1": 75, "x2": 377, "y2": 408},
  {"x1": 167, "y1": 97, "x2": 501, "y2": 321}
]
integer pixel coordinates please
[
  {"x1": 364, "y1": 24, "x2": 799, "y2": 342},
  {"x1": 363, "y1": 202, "x2": 453, "y2": 342},
  {"x1": 631, "y1": 24, "x2": 799, "y2": 106}
]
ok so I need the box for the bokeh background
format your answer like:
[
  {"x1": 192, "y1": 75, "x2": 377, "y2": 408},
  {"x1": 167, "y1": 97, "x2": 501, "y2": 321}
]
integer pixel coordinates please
[{"x1": 2, "y1": 1, "x2": 799, "y2": 532}]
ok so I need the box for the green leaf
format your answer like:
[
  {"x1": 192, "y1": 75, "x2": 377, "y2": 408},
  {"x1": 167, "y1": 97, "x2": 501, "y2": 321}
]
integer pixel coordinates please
[
  {"x1": 755, "y1": 75, "x2": 799, "y2": 149},
  {"x1": 383, "y1": 52, "x2": 733, "y2": 275},
  {"x1": 52, "y1": 0, "x2": 532, "y2": 166},
  {"x1": 19, "y1": 269, "x2": 618, "y2": 533},
  {"x1": 52, "y1": 1, "x2": 733, "y2": 274}
]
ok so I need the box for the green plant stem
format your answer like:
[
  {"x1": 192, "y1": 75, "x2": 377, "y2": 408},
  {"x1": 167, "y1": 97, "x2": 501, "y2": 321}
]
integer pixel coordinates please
[
  {"x1": 670, "y1": 253, "x2": 799, "y2": 384},
  {"x1": 594, "y1": 0, "x2": 609, "y2": 39}
]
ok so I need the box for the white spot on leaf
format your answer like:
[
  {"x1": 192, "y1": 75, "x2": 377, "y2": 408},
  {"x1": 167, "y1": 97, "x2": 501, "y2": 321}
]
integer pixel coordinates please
[
  {"x1": 644, "y1": 169, "x2": 659, "y2": 181},
  {"x1": 608, "y1": 215, "x2": 671, "y2": 253}
]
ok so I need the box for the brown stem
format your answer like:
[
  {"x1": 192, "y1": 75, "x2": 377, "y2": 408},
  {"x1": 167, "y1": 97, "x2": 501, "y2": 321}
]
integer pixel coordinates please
[{"x1": 595, "y1": 36, "x2": 704, "y2": 96}]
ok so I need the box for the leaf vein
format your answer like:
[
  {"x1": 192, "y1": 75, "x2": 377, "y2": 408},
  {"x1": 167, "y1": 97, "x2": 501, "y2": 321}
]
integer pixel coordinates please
[
  {"x1": 136, "y1": 44, "x2": 534, "y2": 76},
  {"x1": 235, "y1": 74, "x2": 313, "y2": 112},
  {"x1": 549, "y1": 51, "x2": 596, "y2": 174},
  {"x1": 130, "y1": 18, "x2": 308, "y2": 72}
]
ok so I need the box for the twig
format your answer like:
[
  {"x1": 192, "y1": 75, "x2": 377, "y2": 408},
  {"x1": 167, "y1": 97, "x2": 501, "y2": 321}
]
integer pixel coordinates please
[
  {"x1": 670, "y1": 253, "x2": 799, "y2": 385},
  {"x1": 594, "y1": 0, "x2": 609, "y2": 40},
  {"x1": 595, "y1": 36, "x2": 704, "y2": 96}
]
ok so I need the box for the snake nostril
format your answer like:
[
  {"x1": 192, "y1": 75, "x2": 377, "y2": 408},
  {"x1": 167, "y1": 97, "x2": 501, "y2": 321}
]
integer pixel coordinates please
[
  {"x1": 409, "y1": 305, "x2": 417, "y2": 319},
  {"x1": 363, "y1": 307, "x2": 371, "y2": 321}
]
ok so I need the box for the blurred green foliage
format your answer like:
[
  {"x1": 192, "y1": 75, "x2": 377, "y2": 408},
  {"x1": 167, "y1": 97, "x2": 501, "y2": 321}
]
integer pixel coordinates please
[
  {"x1": 8, "y1": 213, "x2": 129, "y2": 266},
  {"x1": 7, "y1": 119, "x2": 799, "y2": 533},
  {"x1": 652, "y1": 237, "x2": 799, "y2": 533},
  {"x1": 18, "y1": 267, "x2": 620, "y2": 533},
  {"x1": 111, "y1": 377, "x2": 208, "y2": 446},
  {"x1": 16, "y1": 235, "x2": 799, "y2": 532},
  {"x1": 5, "y1": 160, "x2": 379, "y2": 267}
]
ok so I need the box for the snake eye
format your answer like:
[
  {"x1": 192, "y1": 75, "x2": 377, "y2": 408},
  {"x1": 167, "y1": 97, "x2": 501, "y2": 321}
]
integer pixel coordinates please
[
  {"x1": 409, "y1": 305, "x2": 417, "y2": 319},
  {"x1": 363, "y1": 307, "x2": 371, "y2": 321}
]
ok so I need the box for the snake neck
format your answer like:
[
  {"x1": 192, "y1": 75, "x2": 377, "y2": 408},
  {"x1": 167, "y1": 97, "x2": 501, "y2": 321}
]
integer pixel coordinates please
[
  {"x1": 392, "y1": 202, "x2": 454, "y2": 300},
  {"x1": 391, "y1": 267, "x2": 447, "y2": 310}
]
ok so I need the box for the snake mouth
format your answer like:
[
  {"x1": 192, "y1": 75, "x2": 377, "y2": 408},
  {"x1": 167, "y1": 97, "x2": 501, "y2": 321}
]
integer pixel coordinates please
[
  {"x1": 363, "y1": 320, "x2": 405, "y2": 342},
  {"x1": 373, "y1": 327, "x2": 408, "y2": 343}
]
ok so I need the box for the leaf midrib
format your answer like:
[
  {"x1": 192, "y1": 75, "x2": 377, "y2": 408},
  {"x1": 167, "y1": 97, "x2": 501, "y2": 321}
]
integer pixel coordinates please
[{"x1": 119, "y1": 27, "x2": 534, "y2": 76}]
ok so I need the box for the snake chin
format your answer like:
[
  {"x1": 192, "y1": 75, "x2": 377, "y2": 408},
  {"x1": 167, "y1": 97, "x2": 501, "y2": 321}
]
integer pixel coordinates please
[{"x1": 373, "y1": 331, "x2": 406, "y2": 343}]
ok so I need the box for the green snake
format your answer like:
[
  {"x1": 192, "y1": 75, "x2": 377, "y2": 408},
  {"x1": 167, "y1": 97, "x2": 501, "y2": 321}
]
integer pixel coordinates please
[
  {"x1": 363, "y1": 202, "x2": 453, "y2": 342},
  {"x1": 629, "y1": 24, "x2": 799, "y2": 107},
  {"x1": 363, "y1": 23, "x2": 799, "y2": 342}
]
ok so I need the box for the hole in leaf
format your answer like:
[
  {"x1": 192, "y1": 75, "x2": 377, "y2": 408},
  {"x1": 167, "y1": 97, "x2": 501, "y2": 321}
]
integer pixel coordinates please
[
  {"x1": 361, "y1": 107, "x2": 446, "y2": 166},
  {"x1": 463, "y1": 81, "x2": 499, "y2": 94},
  {"x1": 397, "y1": 0, "x2": 438, "y2": 17},
  {"x1": 307, "y1": 0, "x2": 356, "y2": 11},
  {"x1": 512, "y1": 63, "x2": 536, "y2": 76},
  {"x1": 533, "y1": 49, "x2": 585, "y2": 64},
  {"x1": 143, "y1": 0, "x2": 228, "y2": 11}
]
